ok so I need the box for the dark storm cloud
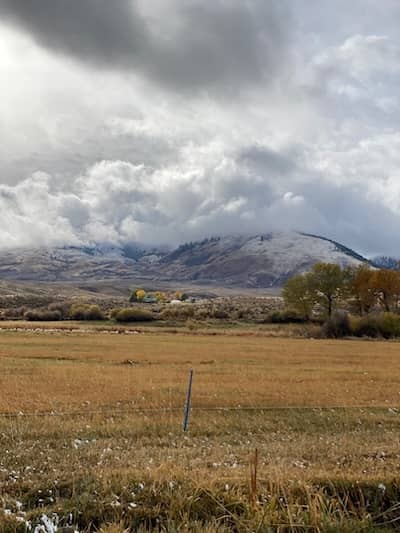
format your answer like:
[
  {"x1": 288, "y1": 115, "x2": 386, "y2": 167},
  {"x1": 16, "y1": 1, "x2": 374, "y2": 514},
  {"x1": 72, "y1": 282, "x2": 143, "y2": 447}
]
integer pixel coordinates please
[
  {"x1": 149, "y1": 2, "x2": 291, "y2": 91},
  {"x1": 0, "y1": 0, "x2": 290, "y2": 92},
  {"x1": 0, "y1": 0, "x2": 149, "y2": 69}
]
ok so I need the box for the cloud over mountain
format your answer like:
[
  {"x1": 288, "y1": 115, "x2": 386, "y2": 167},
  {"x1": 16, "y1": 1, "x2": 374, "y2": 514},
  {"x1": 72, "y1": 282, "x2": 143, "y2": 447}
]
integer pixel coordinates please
[{"x1": 0, "y1": 1, "x2": 399, "y2": 256}]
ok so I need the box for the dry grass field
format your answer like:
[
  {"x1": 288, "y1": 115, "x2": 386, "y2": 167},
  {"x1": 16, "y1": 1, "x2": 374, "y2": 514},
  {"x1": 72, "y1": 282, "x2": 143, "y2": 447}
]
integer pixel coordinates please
[
  {"x1": 1, "y1": 325, "x2": 400, "y2": 531},
  {"x1": 0, "y1": 327, "x2": 399, "y2": 412}
]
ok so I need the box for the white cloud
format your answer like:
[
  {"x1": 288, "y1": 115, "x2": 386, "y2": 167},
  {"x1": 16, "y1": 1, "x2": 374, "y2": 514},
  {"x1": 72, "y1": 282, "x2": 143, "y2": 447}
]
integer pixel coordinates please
[{"x1": 0, "y1": 3, "x2": 400, "y2": 256}]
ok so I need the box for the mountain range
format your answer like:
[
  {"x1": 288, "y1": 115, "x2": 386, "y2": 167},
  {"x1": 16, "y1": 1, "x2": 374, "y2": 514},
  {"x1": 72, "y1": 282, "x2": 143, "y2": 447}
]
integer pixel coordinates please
[{"x1": 0, "y1": 232, "x2": 370, "y2": 288}]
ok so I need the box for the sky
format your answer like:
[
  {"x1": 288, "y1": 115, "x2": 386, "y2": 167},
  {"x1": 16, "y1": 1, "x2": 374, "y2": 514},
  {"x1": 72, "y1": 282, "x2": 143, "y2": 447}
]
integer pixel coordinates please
[{"x1": 0, "y1": 0, "x2": 399, "y2": 256}]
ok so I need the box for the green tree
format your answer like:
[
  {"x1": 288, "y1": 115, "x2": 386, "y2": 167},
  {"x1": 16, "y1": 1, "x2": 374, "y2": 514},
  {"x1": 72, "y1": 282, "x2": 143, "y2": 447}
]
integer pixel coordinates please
[
  {"x1": 308, "y1": 262, "x2": 345, "y2": 317},
  {"x1": 284, "y1": 263, "x2": 346, "y2": 319},
  {"x1": 282, "y1": 273, "x2": 314, "y2": 319}
]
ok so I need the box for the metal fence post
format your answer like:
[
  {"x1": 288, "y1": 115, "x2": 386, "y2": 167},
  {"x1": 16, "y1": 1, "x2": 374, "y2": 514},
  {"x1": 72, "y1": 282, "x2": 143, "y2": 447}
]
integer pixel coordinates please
[{"x1": 183, "y1": 369, "x2": 194, "y2": 432}]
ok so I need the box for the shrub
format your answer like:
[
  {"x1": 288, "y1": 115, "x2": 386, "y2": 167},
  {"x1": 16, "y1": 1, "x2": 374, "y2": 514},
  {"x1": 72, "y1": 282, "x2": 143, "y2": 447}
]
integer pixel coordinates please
[
  {"x1": 194, "y1": 307, "x2": 210, "y2": 320},
  {"x1": 48, "y1": 302, "x2": 70, "y2": 319},
  {"x1": 211, "y1": 308, "x2": 229, "y2": 319},
  {"x1": 265, "y1": 309, "x2": 306, "y2": 324},
  {"x1": 3, "y1": 306, "x2": 28, "y2": 319},
  {"x1": 69, "y1": 304, "x2": 87, "y2": 320},
  {"x1": 69, "y1": 304, "x2": 105, "y2": 321},
  {"x1": 185, "y1": 319, "x2": 198, "y2": 331},
  {"x1": 114, "y1": 308, "x2": 154, "y2": 323},
  {"x1": 110, "y1": 308, "x2": 121, "y2": 320},
  {"x1": 160, "y1": 306, "x2": 195, "y2": 321},
  {"x1": 351, "y1": 312, "x2": 400, "y2": 339},
  {"x1": 380, "y1": 312, "x2": 400, "y2": 337},
  {"x1": 351, "y1": 315, "x2": 381, "y2": 338},
  {"x1": 24, "y1": 309, "x2": 62, "y2": 321},
  {"x1": 322, "y1": 311, "x2": 351, "y2": 338},
  {"x1": 85, "y1": 305, "x2": 105, "y2": 320}
]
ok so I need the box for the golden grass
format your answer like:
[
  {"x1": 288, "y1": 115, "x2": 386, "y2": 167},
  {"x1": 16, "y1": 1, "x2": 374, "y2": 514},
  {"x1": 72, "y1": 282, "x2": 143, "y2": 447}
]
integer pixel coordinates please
[
  {"x1": 1, "y1": 409, "x2": 400, "y2": 531},
  {"x1": 0, "y1": 329, "x2": 399, "y2": 412},
  {"x1": 1, "y1": 326, "x2": 400, "y2": 530}
]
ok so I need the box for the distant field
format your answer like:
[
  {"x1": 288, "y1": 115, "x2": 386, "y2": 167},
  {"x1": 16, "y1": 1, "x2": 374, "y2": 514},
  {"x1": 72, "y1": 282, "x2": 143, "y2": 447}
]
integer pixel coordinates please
[
  {"x1": 1, "y1": 327, "x2": 400, "y2": 531},
  {"x1": 0, "y1": 329, "x2": 399, "y2": 412}
]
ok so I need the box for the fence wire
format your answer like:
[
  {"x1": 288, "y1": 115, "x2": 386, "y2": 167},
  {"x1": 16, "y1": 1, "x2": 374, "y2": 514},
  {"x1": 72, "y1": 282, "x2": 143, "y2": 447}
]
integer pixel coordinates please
[{"x1": 0, "y1": 404, "x2": 392, "y2": 419}]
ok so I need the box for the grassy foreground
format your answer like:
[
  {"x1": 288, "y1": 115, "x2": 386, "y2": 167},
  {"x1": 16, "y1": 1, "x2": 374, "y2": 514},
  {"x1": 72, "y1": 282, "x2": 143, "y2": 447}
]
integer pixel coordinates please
[{"x1": 1, "y1": 327, "x2": 400, "y2": 531}]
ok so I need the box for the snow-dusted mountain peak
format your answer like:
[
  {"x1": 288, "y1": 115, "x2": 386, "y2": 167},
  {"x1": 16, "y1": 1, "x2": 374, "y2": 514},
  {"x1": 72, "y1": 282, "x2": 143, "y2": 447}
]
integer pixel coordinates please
[{"x1": 0, "y1": 231, "x2": 369, "y2": 287}]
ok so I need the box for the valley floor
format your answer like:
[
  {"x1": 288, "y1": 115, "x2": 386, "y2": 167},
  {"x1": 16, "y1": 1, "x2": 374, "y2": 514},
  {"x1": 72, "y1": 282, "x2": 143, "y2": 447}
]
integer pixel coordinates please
[{"x1": 1, "y1": 327, "x2": 400, "y2": 531}]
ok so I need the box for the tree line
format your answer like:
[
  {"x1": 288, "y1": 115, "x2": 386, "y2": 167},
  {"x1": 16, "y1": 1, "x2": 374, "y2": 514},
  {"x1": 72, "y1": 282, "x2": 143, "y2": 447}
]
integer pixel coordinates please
[{"x1": 283, "y1": 262, "x2": 400, "y2": 319}]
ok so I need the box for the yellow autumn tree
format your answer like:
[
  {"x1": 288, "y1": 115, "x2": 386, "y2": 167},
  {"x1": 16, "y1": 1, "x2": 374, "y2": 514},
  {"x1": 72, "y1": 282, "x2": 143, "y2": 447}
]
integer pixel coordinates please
[
  {"x1": 371, "y1": 269, "x2": 400, "y2": 312},
  {"x1": 345, "y1": 265, "x2": 376, "y2": 315},
  {"x1": 136, "y1": 289, "x2": 146, "y2": 301}
]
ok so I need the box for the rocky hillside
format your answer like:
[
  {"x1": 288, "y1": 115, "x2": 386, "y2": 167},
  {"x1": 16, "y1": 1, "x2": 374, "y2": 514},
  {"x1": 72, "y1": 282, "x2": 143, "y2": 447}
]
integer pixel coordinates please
[{"x1": 0, "y1": 232, "x2": 369, "y2": 287}]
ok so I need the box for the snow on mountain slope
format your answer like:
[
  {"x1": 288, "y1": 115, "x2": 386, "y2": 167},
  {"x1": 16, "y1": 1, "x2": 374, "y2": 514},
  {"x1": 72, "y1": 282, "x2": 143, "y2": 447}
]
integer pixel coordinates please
[
  {"x1": 0, "y1": 232, "x2": 369, "y2": 287},
  {"x1": 155, "y1": 232, "x2": 368, "y2": 287}
]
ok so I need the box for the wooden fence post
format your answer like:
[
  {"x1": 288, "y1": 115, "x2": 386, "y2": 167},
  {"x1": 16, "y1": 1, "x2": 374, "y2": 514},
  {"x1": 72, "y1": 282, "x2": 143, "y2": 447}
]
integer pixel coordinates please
[{"x1": 249, "y1": 448, "x2": 258, "y2": 508}]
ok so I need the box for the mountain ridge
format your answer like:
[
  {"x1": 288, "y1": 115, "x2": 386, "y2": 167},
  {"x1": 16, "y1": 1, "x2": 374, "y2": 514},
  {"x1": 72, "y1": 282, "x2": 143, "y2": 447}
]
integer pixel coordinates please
[{"x1": 0, "y1": 231, "x2": 370, "y2": 288}]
